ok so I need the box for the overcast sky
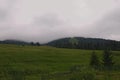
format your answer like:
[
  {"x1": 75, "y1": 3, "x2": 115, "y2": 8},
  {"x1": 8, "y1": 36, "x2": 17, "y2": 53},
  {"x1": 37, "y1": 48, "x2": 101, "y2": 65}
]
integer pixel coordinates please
[{"x1": 0, "y1": 0, "x2": 120, "y2": 43}]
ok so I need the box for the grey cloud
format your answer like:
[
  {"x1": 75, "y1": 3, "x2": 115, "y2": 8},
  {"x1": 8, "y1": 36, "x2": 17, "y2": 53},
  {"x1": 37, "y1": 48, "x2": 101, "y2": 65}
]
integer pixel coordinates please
[
  {"x1": 0, "y1": 9, "x2": 7, "y2": 21},
  {"x1": 0, "y1": 0, "x2": 16, "y2": 21},
  {"x1": 1, "y1": 9, "x2": 120, "y2": 43},
  {"x1": 89, "y1": 8, "x2": 120, "y2": 40},
  {"x1": 34, "y1": 14, "x2": 65, "y2": 28},
  {"x1": 0, "y1": 0, "x2": 120, "y2": 43}
]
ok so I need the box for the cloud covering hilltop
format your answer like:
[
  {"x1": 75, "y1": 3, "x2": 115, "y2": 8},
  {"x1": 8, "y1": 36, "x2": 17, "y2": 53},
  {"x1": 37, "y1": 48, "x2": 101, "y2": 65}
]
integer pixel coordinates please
[{"x1": 0, "y1": 0, "x2": 120, "y2": 43}]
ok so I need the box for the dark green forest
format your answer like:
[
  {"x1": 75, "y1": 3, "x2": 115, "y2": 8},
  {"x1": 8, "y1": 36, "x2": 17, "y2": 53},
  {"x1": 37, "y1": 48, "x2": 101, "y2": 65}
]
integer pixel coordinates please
[
  {"x1": 47, "y1": 37, "x2": 120, "y2": 50},
  {"x1": 0, "y1": 37, "x2": 120, "y2": 50}
]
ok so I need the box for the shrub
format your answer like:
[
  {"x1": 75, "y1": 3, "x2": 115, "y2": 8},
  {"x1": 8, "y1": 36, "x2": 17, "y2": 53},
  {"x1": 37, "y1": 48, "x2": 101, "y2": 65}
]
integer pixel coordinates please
[{"x1": 70, "y1": 65, "x2": 82, "y2": 73}]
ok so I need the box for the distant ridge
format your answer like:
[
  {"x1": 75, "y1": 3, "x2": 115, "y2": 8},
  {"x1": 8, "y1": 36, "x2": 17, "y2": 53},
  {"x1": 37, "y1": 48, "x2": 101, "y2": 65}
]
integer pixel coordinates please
[
  {"x1": 0, "y1": 39, "x2": 29, "y2": 45},
  {"x1": 0, "y1": 37, "x2": 120, "y2": 50},
  {"x1": 47, "y1": 37, "x2": 120, "y2": 51}
]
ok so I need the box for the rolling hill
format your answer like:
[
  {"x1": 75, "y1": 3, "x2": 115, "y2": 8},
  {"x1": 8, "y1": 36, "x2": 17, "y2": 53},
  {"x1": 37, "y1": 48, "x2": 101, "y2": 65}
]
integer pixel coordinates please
[
  {"x1": 0, "y1": 39, "x2": 29, "y2": 45},
  {"x1": 0, "y1": 37, "x2": 120, "y2": 50},
  {"x1": 47, "y1": 37, "x2": 120, "y2": 50}
]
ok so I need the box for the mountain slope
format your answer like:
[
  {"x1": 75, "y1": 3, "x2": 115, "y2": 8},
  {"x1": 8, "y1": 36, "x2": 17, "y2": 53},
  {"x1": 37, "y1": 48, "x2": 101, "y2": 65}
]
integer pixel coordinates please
[{"x1": 47, "y1": 37, "x2": 120, "y2": 50}]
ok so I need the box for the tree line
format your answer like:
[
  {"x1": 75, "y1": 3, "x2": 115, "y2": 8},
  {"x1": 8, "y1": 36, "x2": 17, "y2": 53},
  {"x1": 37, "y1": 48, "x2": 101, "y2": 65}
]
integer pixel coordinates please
[
  {"x1": 47, "y1": 37, "x2": 120, "y2": 51},
  {"x1": 0, "y1": 39, "x2": 41, "y2": 46}
]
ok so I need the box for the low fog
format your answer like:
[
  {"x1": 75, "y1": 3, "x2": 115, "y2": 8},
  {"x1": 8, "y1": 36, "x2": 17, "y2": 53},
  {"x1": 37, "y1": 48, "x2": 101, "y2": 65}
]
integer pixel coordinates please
[{"x1": 0, "y1": 0, "x2": 120, "y2": 43}]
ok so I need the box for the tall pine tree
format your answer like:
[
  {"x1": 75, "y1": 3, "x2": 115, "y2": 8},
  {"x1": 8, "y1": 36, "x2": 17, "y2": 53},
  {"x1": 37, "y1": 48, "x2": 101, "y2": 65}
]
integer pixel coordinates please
[
  {"x1": 102, "y1": 49, "x2": 114, "y2": 69},
  {"x1": 90, "y1": 51, "x2": 100, "y2": 68}
]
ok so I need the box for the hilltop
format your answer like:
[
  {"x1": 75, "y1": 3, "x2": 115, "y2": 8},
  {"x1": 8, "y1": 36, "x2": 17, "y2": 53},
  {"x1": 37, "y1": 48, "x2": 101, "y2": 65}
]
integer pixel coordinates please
[{"x1": 47, "y1": 37, "x2": 120, "y2": 50}]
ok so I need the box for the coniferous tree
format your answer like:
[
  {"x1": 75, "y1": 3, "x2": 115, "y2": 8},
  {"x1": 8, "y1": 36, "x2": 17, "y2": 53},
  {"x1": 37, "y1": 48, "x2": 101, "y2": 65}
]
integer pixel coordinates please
[
  {"x1": 102, "y1": 49, "x2": 114, "y2": 69},
  {"x1": 90, "y1": 51, "x2": 100, "y2": 68},
  {"x1": 30, "y1": 42, "x2": 35, "y2": 46},
  {"x1": 36, "y1": 42, "x2": 40, "y2": 46}
]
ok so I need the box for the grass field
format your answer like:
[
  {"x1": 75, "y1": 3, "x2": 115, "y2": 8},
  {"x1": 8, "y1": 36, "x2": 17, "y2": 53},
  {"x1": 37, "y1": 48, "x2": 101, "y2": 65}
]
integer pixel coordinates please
[{"x1": 0, "y1": 44, "x2": 120, "y2": 80}]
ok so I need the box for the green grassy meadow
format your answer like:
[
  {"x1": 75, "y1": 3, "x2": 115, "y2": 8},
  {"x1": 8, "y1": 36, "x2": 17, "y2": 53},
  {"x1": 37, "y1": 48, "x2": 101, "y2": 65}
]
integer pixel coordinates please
[{"x1": 0, "y1": 44, "x2": 120, "y2": 80}]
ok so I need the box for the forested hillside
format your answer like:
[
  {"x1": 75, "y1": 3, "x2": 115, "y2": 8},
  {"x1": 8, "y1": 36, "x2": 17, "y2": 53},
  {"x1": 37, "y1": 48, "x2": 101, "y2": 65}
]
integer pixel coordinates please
[{"x1": 47, "y1": 37, "x2": 120, "y2": 50}]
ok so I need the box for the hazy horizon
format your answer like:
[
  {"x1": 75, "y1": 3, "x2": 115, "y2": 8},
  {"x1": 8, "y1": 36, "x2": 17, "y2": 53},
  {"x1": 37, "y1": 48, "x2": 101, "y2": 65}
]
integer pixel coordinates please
[{"x1": 0, "y1": 0, "x2": 120, "y2": 43}]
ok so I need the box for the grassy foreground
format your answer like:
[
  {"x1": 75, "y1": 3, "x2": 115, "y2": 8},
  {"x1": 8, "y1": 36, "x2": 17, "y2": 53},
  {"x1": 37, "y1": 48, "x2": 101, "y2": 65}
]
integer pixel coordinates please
[{"x1": 0, "y1": 44, "x2": 120, "y2": 80}]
